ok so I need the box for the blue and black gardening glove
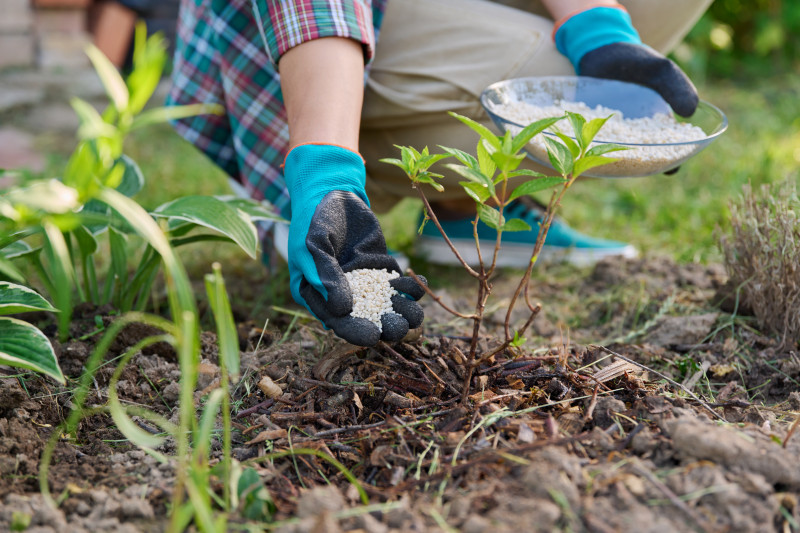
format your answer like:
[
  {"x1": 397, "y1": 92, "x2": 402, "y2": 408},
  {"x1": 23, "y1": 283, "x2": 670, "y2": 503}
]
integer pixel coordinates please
[
  {"x1": 554, "y1": 5, "x2": 699, "y2": 118},
  {"x1": 284, "y1": 144, "x2": 425, "y2": 347}
]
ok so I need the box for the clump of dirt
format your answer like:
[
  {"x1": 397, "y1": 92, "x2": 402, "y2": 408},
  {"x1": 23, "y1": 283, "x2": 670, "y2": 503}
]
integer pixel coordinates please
[{"x1": 0, "y1": 256, "x2": 798, "y2": 531}]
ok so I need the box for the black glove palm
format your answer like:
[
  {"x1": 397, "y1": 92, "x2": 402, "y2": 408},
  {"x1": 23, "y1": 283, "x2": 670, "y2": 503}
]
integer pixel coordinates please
[
  {"x1": 298, "y1": 191, "x2": 425, "y2": 346},
  {"x1": 579, "y1": 42, "x2": 698, "y2": 118}
]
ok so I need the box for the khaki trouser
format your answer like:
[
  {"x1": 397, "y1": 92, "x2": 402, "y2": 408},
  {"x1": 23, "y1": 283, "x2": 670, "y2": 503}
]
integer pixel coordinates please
[{"x1": 360, "y1": 0, "x2": 712, "y2": 212}]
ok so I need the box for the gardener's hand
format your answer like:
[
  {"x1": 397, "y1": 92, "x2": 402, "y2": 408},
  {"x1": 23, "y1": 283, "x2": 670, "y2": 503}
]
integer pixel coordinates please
[
  {"x1": 284, "y1": 144, "x2": 425, "y2": 347},
  {"x1": 554, "y1": 5, "x2": 698, "y2": 117}
]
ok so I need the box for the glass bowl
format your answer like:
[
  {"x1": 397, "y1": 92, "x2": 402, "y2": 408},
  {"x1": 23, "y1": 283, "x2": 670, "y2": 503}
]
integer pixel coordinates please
[{"x1": 480, "y1": 76, "x2": 728, "y2": 178}]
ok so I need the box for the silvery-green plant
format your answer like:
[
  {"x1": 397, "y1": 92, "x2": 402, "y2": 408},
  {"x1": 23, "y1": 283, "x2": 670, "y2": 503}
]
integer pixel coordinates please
[{"x1": 383, "y1": 111, "x2": 623, "y2": 402}]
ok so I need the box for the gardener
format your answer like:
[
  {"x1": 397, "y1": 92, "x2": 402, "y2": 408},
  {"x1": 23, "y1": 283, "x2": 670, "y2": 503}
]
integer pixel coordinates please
[{"x1": 167, "y1": 0, "x2": 711, "y2": 346}]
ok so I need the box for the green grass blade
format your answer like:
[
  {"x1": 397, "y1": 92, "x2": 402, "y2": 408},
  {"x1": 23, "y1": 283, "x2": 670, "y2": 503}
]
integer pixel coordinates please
[
  {"x1": 195, "y1": 388, "x2": 224, "y2": 462},
  {"x1": 204, "y1": 263, "x2": 240, "y2": 379}
]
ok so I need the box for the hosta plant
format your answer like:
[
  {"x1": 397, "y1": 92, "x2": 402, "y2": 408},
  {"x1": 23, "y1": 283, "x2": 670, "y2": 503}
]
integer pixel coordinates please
[
  {"x1": 383, "y1": 111, "x2": 623, "y2": 402},
  {"x1": 0, "y1": 24, "x2": 281, "y2": 532},
  {"x1": 0, "y1": 24, "x2": 281, "y2": 343}
]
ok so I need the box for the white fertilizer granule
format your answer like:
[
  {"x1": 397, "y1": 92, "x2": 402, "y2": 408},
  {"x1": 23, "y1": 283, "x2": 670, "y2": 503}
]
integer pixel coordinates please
[
  {"x1": 345, "y1": 268, "x2": 400, "y2": 331},
  {"x1": 503, "y1": 99, "x2": 708, "y2": 176}
]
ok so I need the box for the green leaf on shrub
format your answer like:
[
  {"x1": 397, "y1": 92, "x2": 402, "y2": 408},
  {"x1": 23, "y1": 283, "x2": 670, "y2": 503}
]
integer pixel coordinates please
[
  {"x1": 448, "y1": 112, "x2": 501, "y2": 150},
  {"x1": 416, "y1": 174, "x2": 445, "y2": 192},
  {"x1": 506, "y1": 169, "x2": 548, "y2": 179},
  {"x1": 579, "y1": 116, "x2": 612, "y2": 149},
  {"x1": 508, "y1": 177, "x2": 568, "y2": 202},
  {"x1": 489, "y1": 150, "x2": 525, "y2": 175},
  {"x1": 586, "y1": 143, "x2": 627, "y2": 157},
  {"x1": 511, "y1": 117, "x2": 563, "y2": 154},
  {"x1": 566, "y1": 112, "x2": 587, "y2": 148},
  {"x1": 476, "y1": 139, "x2": 497, "y2": 179},
  {"x1": 545, "y1": 137, "x2": 574, "y2": 176},
  {"x1": 439, "y1": 146, "x2": 478, "y2": 169},
  {"x1": 0, "y1": 282, "x2": 56, "y2": 315},
  {"x1": 153, "y1": 196, "x2": 259, "y2": 259},
  {"x1": 445, "y1": 165, "x2": 495, "y2": 196},
  {"x1": 477, "y1": 205, "x2": 502, "y2": 230},
  {"x1": 553, "y1": 132, "x2": 580, "y2": 159},
  {"x1": 502, "y1": 218, "x2": 532, "y2": 232},
  {"x1": 573, "y1": 155, "x2": 618, "y2": 178},
  {"x1": 0, "y1": 317, "x2": 65, "y2": 384},
  {"x1": 460, "y1": 182, "x2": 491, "y2": 203}
]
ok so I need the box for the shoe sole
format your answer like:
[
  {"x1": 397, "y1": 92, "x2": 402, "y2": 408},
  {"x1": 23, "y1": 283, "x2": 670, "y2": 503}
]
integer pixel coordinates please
[{"x1": 415, "y1": 236, "x2": 638, "y2": 268}]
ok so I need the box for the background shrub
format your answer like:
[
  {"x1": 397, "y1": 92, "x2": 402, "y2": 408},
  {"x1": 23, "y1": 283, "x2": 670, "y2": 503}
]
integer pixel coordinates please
[
  {"x1": 718, "y1": 181, "x2": 800, "y2": 351},
  {"x1": 677, "y1": 0, "x2": 800, "y2": 80}
]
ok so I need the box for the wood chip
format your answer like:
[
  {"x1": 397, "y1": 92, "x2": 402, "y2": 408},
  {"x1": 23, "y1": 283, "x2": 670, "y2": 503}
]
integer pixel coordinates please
[
  {"x1": 469, "y1": 389, "x2": 497, "y2": 403},
  {"x1": 593, "y1": 360, "x2": 641, "y2": 383},
  {"x1": 245, "y1": 428, "x2": 287, "y2": 446}
]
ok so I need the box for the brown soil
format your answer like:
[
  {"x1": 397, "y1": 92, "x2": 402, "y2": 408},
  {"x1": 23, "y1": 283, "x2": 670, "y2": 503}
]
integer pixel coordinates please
[{"x1": 1, "y1": 256, "x2": 799, "y2": 532}]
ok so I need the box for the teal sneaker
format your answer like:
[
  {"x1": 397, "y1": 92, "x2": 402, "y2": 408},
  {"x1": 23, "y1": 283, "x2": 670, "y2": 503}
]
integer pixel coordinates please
[{"x1": 415, "y1": 198, "x2": 637, "y2": 268}]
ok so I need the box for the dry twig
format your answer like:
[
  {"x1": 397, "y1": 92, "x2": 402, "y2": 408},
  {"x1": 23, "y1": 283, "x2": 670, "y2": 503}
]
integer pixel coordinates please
[{"x1": 594, "y1": 346, "x2": 725, "y2": 422}]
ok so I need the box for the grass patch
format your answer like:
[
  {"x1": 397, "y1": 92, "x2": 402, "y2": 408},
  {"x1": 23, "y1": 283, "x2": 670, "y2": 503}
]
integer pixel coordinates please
[{"x1": 24, "y1": 74, "x2": 800, "y2": 267}]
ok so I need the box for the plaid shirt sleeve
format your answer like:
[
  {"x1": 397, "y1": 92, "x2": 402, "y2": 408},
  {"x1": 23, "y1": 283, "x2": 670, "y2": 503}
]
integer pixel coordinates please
[
  {"x1": 167, "y1": 0, "x2": 386, "y2": 223},
  {"x1": 252, "y1": 0, "x2": 385, "y2": 65}
]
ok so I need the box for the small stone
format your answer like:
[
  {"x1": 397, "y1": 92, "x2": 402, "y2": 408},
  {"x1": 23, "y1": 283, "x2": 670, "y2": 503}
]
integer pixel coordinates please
[
  {"x1": 162, "y1": 382, "x2": 181, "y2": 403},
  {"x1": 296, "y1": 486, "x2": 345, "y2": 519},
  {"x1": 121, "y1": 498, "x2": 154, "y2": 519}
]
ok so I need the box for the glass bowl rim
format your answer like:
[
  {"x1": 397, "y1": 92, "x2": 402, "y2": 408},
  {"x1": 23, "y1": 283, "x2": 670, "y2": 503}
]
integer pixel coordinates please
[{"x1": 480, "y1": 76, "x2": 729, "y2": 148}]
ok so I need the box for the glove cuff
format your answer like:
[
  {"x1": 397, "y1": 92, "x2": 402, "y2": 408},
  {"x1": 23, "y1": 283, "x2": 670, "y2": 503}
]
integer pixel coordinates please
[
  {"x1": 553, "y1": 6, "x2": 642, "y2": 73},
  {"x1": 284, "y1": 143, "x2": 370, "y2": 208}
]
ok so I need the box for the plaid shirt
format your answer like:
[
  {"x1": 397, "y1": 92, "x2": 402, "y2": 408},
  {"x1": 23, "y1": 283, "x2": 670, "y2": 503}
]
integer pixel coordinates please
[{"x1": 166, "y1": 0, "x2": 386, "y2": 218}]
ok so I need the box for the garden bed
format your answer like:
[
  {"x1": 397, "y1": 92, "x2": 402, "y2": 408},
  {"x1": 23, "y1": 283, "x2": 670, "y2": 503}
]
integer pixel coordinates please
[{"x1": 1, "y1": 255, "x2": 798, "y2": 532}]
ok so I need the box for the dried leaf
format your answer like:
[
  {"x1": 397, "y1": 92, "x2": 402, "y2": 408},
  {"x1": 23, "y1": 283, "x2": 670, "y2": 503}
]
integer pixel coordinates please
[
  {"x1": 245, "y1": 428, "x2": 287, "y2": 446},
  {"x1": 370, "y1": 445, "x2": 394, "y2": 466},
  {"x1": 506, "y1": 376, "x2": 525, "y2": 390},
  {"x1": 709, "y1": 363, "x2": 736, "y2": 378},
  {"x1": 557, "y1": 412, "x2": 584, "y2": 435},
  {"x1": 353, "y1": 391, "x2": 364, "y2": 416},
  {"x1": 469, "y1": 389, "x2": 497, "y2": 403}
]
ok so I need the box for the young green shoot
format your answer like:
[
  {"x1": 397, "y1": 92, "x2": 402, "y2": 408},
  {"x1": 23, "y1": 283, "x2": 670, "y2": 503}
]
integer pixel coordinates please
[{"x1": 383, "y1": 111, "x2": 624, "y2": 403}]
